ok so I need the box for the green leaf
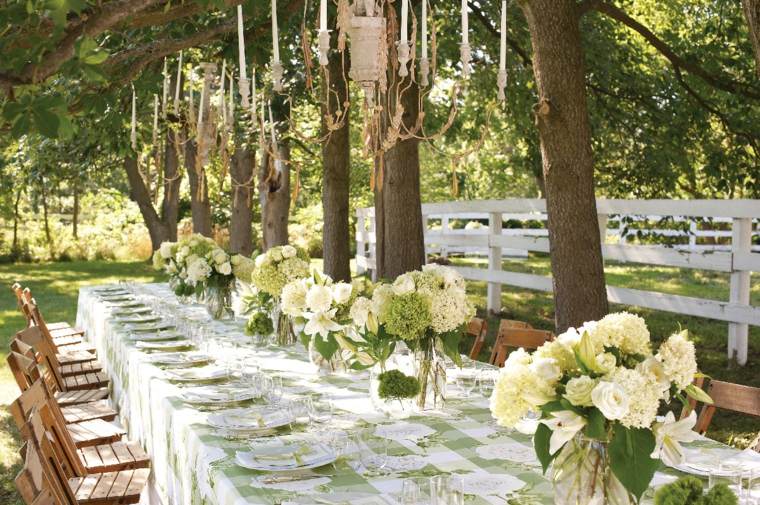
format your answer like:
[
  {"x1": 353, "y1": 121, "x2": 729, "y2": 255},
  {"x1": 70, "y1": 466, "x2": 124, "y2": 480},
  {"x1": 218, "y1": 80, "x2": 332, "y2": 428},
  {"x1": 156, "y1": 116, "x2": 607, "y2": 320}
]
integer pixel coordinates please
[
  {"x1": 684, "y1": 383, "x2": 713, "y2": 405},
  {"x1": 313, "y1": 334, "x2": 339, "y2": 361},
  {"x1": 609, "y1": 424, "x2": 659, "y2": 501},
  {"x1": 533, "y1": 423, "x2": 557, "y2": 474},
  {"x1": 583, "y1": 408, "x2": 607, "y2": 440},
  {"x1": 299, "y1": 331, "x2": 311, "y2": 349},
  {"x1": 540, "y1": 400, "x2": 565, "y2": 414},
  {"x1": 440, "y1": 330, "x2": 463, "y2": 367},
  {"x1": 82, "y1": 50, "x2": 108, "y2": 65},
  {"x1": 32, "y1": 106, "x2": 60, "y2": 137}
]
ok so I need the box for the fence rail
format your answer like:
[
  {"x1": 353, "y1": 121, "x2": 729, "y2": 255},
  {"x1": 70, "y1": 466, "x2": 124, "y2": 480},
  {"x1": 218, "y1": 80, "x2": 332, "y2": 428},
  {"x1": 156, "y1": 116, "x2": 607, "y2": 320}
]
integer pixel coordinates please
[{"x1": 355, "y1": 199, "x2": 760, "y2": 365}]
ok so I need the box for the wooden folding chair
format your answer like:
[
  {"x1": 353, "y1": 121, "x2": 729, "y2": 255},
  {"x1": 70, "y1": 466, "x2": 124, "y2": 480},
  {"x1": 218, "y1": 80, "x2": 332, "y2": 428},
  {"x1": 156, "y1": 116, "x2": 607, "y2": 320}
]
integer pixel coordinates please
[
  {"x1": 13, "y1": 387, "x2": 149, "y2": 475},
  {"x1": 19, "y1": 286, "x2": 85, "y2": 336},
  {"x1": 24, "y1": 298, "x2": 91, "y2": 351},
  {"x1": 488, "y1": 319, "x2": 533, "y2": 364},
  {"x1": 682, "y1": 378, "x2": 760, "y2": 436},
  {"x1": 490, "y1": 320, "x2": 554, "y2": 367},
  {"x1": 15, "y1": 327, "x2": 108, "y2": 392},
  {"x1": 10, "y1": 376, "x2": 125, "y2": 449},
  {"x1": 13, "y1": 283, "x2": 74, "y2": 334},
  {"x1": 19, "y1": 410, "x2": 149, "y2": 505},
  {"x1": 466, "y1": 318, "x2": 489, "y2": 360},
  {"x1": 15, "y1": 327, "x2": 103, "y2": 378},
  {"x1": 8, "y1": 349, "x2": 110, "y2": 408}
]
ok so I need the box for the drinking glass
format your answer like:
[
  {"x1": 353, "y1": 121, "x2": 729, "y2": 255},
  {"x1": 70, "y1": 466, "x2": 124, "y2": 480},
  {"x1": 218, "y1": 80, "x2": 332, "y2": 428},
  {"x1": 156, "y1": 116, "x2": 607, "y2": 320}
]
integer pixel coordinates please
[
  {"x1": 709, "y1": 463, "x2": 744, "y2": 497},
  {"x1": 401, "y1": 477, "x2": 431, "y2": 505},
  {"x1": 477, "y1": 370, "x2": 497, "y2": 398},
  {"x1": 454, "y1": 372, "x2": 476, "y2": 396},
  {"x1": 308, "y1": 395, "x2": 334, "y2": 424},
  {"x1": 264, "y1": 376, "x2": 283, "y2": 405},
  {"x1": 357, "y1": 429, "x2": 388, "y2": 474},
  {"x1": 748, "y1": 468, "x2": 760, "y2": 503},
  {"x1": 431, "y1": 474, "x2": 465, "y2": 505},
  {"x1": 326, "y1": 430, "x2": 350, "y2": 458},
  {"x1": 288, "y1": 397, "x2": 313, "y2": 425}
]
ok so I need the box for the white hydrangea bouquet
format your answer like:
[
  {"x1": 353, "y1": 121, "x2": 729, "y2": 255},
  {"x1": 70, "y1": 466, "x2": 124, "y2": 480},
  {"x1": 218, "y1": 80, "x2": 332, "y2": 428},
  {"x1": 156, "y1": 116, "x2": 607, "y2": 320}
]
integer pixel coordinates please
[
  {"x1": 152, "y1": 234, "x2": 238, "y2": 318},
  {"x1": 280, "y1": 271, "x2": 361, "y2": 370},
  {"x1": 489, "y1": 312, "x2": 712, "y2": 504},
  {"x1": 248, "y1": 245, "x2": 310, "y2": 344},
  {"x1": 349, "y1": 264, "x2": 475, "y2": 410}
]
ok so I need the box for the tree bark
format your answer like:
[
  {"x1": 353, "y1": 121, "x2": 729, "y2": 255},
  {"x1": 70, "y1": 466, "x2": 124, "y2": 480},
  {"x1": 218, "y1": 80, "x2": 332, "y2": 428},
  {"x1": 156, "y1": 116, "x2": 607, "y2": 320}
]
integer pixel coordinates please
[
  {"x1": 12, "y1": 188, "x2": 22, "y2": 253},
  {"x1": 743, "y1": 0, "x2": 760, "y2": 77},
  {"x1": 161, "y1": 129, "x2": 182, "y2": 241},
  {"x1": 124, "y1": 156, "x2": 171, "y2": 251},
  {"x1": 321, "y1": 51, "x2": 351, "y2": 282},
  {"x1": 230, "y1": 142, "x2": 255, "y2": 256},
  {"x1": 373, "y1": 63, "x2": 426, "y2": 279},
  {"x1": 259, "y1": 141, "x2": 291, "y2": 250},
  {"x1": 40, "y1": 179, "x2": 54, "y2": 259},
  {"x1": 184, "y1": 135, "x2": 213, "y2": 237},
  {"x1": 72, "y1": 183, "x2": 79, "y2": 239},
  {"x1": 519, "y1": 0, "x2": 609, "y2": 331}
]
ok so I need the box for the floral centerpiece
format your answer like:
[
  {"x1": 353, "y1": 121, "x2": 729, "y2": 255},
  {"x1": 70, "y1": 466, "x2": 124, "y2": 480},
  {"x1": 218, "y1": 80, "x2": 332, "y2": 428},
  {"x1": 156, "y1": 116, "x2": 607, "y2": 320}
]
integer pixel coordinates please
[
  {"x1": 280, "y1": 271, "x2": 360, "y2": 372},
  {"x1": 489, "y1": 312, "x2": 713, "y2": 504},
  {"x1": 346, "y1": 264, "x2": 475, "y2": 411},
  {"x1": 152, "y1": 234, "x2": 238, "y2": 319},
  {"x1": 249, "y1": 245, "x2": 310, "y2": 345}
]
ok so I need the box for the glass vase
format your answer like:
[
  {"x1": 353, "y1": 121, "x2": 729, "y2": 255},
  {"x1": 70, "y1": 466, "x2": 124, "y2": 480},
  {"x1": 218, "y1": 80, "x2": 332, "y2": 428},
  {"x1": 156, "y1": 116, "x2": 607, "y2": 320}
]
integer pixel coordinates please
[
  {"x1": 551, "y1": 435, "x2": 634, "y2": 505},
  {"x1": 204, "y1": 283, "x2": 234, "y2": 320},
  {"x1": 272, "y1": 303, "x2": 296, "y2": 346},
  {"x1": 368, "y1": 361, "x2": 414, "y2": 419},
  {"x1": 413, "y1": 339, "x2": 447, "y2": 411},
  {"x1": 307, "y1": 338, "x2": 347, "y2": 375}
]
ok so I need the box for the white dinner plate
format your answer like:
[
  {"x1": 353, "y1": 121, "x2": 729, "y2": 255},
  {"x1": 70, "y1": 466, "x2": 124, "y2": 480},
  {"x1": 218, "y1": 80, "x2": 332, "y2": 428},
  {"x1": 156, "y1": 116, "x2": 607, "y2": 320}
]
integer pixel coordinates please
[
  {"x1": 114, "y1": 314, "x2": 161, "y2": 324},
  {"x1": 235, "y1": 442, "x2": 336, "y2": 472},
  {"x1": 165, "y1": 366, "x2": 228, "y2": 382},
  {"x1": 208, "y1": 407, "x2": 293, "y2": 432},
  {"x1": 135, "y1": 339, "x2": 194, "y2": 351},
  {"x1": 179, "y1": 384, "x2": 259, "y2": 405},
  {"x1": 128, "y1": 330, "x2": 182, "y2": 342},
  {"x1": 124, "y1": 322, "x2": 174, "y2": 332},
  {"x1": 149, "y1": 352, "x2": 212, "y2": 367}
]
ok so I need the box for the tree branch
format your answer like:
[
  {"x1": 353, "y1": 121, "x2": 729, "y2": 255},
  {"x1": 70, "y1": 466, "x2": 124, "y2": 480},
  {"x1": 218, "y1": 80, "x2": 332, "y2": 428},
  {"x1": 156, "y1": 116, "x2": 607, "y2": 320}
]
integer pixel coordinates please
[
  {"x1": 589, "y1": 2, "x2": 760, "y2": 100},
  {"x1": 742, "y1": 0, "x2": 760, "y2": 77},
  {"x1": 127, "y1": 0, "x2": 243, "y2": 29}
]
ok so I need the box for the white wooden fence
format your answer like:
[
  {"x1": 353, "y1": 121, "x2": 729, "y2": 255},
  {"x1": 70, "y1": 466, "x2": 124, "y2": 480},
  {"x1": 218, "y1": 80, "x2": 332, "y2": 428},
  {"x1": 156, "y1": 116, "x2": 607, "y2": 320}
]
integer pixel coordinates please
[{"x1": 355, "y1": 199, "x2": 760, "y2": 365}]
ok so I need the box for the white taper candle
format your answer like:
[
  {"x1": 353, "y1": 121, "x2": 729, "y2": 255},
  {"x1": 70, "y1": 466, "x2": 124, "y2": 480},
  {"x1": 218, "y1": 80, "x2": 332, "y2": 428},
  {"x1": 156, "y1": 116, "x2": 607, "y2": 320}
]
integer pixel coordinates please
[
  {"x1": 421, "y1": 0, "x2": 428, "y2": 59},
  {"x1": 272, "y1": 0, "x2": 280, "y2": 61},
  {"x1": 461, "y1": 0, "x2": 468, "y2": 44},
  {"x1": 251, "y1": 68, "x2": 257, "y2": 117},
  {"x1": 320, "y1": 0, "x2": 327, "y2": 32},
  {"x1": 152, "y1": 94, "x2": 158, "y2": 143},
  {"x1": 161, "y1": 57, "x2": 169, "y2": 117},
  {"x1": 174, "y1": 51, "x2": 183, "y2": 113},
  {"x1": 229, "y1": 76, "x2": 235, "y2": 123},
  {"x1": 131, "y1": 86, "x2": 137, "y2": 149},
  {"x1": 197, "y1": 77, "x2": 205, "y2": 133},
  {"x1": 237, "y1": 5, "x2": 247, "y2": 81},
  {"x1": 400, "y1": 0, "x2": 408, "y2": 43}
]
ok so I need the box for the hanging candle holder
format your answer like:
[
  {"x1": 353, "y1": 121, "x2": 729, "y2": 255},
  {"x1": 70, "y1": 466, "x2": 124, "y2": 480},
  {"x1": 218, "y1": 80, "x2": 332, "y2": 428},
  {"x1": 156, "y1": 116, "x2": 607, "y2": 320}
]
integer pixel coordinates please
[{"x1": 347, "y1": 1, "x2": 386, "y2": 107}]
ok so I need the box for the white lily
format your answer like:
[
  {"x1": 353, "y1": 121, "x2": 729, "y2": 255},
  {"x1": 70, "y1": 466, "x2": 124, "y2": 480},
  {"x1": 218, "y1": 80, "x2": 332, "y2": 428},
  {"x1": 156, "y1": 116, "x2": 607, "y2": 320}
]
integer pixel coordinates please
[
  {"x1": 303, "y1": 309, "x2": 342, "y2": 339},
  {"x1": 650, "y1": 411, "x2": 699, "y2": 466},
  {"x1": 540, "y1": 410, "x2": 587, "y2": 455}
]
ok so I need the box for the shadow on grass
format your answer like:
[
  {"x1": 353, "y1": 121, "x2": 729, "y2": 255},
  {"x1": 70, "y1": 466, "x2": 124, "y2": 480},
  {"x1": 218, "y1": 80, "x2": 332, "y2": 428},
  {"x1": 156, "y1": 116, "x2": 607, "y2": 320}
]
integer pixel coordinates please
[{"x1": 0, "y1": 406, "x2": 22, "y2": 505}]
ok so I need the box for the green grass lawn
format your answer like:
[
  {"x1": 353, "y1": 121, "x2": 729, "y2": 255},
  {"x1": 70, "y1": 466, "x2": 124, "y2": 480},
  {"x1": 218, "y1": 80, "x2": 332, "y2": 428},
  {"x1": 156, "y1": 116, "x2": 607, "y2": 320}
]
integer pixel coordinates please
[
  {"x1": 0, "y1": 260, "x2": 165, "y2": 505},
  {"x1": 0, "y1": 257, "x2": 758, "y2": 503}
]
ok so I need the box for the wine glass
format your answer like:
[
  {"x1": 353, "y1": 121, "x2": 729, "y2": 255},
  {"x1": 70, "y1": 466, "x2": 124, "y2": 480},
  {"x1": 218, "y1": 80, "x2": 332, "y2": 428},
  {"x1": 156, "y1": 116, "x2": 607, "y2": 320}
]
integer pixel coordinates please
[
  {"x1": 401, "y1": 477, "x2": 430, "y2": 505},
  {"x1": 477, "y1": 370, "x2": 497, "y2": 398},
  {"x1": 431, "y1": 474, "x2": 464, "y2": 505},
  {"x1": 357, "y1": 429, "x2": 388, "y2": 475},
  {"x1": 455, "y1": 372, "x2": 477, "y2": 397}
]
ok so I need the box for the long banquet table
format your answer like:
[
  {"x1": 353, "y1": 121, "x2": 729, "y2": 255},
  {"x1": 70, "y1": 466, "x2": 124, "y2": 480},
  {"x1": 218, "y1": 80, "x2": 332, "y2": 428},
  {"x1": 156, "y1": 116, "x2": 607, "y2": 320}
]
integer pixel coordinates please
[{"x1": 76, "y1": 283, "x2": 751, "y2": 505}]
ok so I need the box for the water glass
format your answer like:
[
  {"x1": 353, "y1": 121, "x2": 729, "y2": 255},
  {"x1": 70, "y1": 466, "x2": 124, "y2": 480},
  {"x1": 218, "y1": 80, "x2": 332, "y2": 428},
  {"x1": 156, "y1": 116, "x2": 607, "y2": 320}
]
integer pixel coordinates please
[
  {"x1": 401, "y1": 477, "x2": 431, "y2": 505},
  {"x1": 431, "y1": 475, "x2": 464, "y2": 505},
  {"x1": 454, "y1": 373, "x2": 477, "y2": 396},
  {"x1": 709, "y1": 463, "x2": 744, "y2": 497},
  {"x1": 308, "y1": 396, "x2": 334, "y2": 424},
  {"x1": 264, "y1": 376, "x2": 283, "y2": 405},
  {"x1": 357, "y1": 429, "x2": 388, "y2": 474},
  {"x1": 288, "y1": 397, "x2": 313, "y2": 425},
  {"x1": 477, "y1": 370, "x2": 497, "y2": 397},
  {"x1": 327, "y1": 430, "x2": 350, "y2": 458}
]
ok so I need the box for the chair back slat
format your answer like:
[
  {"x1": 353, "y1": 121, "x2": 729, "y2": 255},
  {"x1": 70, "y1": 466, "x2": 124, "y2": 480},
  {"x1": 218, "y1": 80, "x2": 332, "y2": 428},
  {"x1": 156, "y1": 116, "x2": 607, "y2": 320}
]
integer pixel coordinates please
[
  {"x1": 15, "y1": 437, "x2": 59, "y2": 505},
  {"x1": 491, "y1": 321, "x2": 554, "y2": 367},
  {"x1": 16, "y1": 326, "x2": 66, "y2": 393},
  {"x1": 466, "y1": 318, "x2": 488, "y2": 360},
  {"x1": 681, "y1": 378, "x2": 760, "y2": 435},
  {"x1": 10, "y1": 379, "x2": 48, "y2": 430},
  {"x1": 24, "y1": 413, "x2": 78, "y2": 505},
  {"x1": 7, "y1": 351, "x2": 37, "y2": 393}
]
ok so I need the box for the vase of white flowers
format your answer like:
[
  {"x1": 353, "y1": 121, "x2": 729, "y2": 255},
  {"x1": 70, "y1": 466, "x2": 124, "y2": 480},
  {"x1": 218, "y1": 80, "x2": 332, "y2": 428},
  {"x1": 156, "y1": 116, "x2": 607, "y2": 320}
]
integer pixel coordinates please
[
  {"x1": 551, "y1": 435, "x2": 633, "y2": 505},
  {"x1": 489, "y1": 313, "x2": 712, "y2": 504},
  {"x1": 204, "y1": 279, "x2": 234, "y2": 320},
  {"x1": 412, "y1": 339, "x2": 447, "y2": 411}
]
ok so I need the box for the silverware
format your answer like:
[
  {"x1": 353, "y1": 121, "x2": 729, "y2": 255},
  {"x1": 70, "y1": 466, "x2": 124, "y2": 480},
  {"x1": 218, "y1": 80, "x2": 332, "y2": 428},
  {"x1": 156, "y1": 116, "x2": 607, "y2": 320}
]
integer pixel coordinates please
[{"x1": 262, "y1": 473, "x2": 332, "y2": 484}]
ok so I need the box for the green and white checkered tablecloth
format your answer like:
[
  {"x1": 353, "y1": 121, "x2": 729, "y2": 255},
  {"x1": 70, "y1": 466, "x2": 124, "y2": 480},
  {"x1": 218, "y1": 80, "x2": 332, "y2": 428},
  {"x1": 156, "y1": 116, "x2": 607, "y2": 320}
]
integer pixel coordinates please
[{"x1": 75, "y1": 283, "x2": 742, "y2": 505}]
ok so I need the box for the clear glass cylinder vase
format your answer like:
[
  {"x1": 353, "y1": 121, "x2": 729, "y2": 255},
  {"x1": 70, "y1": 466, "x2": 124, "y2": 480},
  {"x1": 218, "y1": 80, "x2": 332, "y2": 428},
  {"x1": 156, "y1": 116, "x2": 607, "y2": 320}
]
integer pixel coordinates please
[
  {"x1": 413, "y1": 340, "x2": 447, "y2": 411},
  {"x1": 551, "y1": 435, "x2": 634, "y2": 505},
  {"x1": 307, "y1": 338, "x2": 347, "y2": 375},
  {"x1": 272, "y1": 303, "x2": 296, "y2": 346},
  {"x1": 204, "y1": 283, "x2": 234, "y2": 320}
]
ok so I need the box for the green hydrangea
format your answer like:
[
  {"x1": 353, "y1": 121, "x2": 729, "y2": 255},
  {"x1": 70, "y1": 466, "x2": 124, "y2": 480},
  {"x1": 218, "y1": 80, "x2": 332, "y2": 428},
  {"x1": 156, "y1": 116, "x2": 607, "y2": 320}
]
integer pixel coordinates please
[
  {"x1": 377, "y1": 370, "x2": 420, "y2": 401},
  {"x1": 385, "y1": 292, "x2": 431, "y2": 341},
  {"x1": 245, "y1": 312, "x2": 274, "y2": 336},
  {"x1": 654, "y1": 476, "x2": 737, "y2": 505}
]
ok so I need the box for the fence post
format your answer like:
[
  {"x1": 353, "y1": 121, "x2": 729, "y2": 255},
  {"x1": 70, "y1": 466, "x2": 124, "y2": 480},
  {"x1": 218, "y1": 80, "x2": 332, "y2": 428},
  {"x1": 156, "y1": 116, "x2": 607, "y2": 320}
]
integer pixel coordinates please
[
  {"x1": 422, "y1": 214, "x2": 429, "y2": 262},
  {"x1": 598, "y1": 214, "x2": 609, "y2": 246},
  {"x1": 728, "y1": 217, "x2": 752, "y2": 365},
  {"x1": 441, "y1": 215, "x2": 450, "y2": 258},
  {"x1": 356, "y1": 208, "x2": 366, "y2": 275},
  {"x1": 689, "y1": 220, "x2": 697, "y2": 251},
  {"x1": 368, "y1": 208, "x2": 376, "y2": 281},
  {"x1": 487, "y1": 212, "x2": 503, "y2": 314}
]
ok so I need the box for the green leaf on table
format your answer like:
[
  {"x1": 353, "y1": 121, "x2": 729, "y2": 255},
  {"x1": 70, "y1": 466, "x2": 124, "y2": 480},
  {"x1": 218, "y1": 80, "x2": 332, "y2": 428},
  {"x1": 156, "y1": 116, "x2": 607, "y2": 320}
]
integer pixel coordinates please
[
  {"x1": 583, "y1": 408, "x2": 607, "y2": 440},
  {"x1": 314, "y1": 334, "x2": 339, "y2": 361},
  {"x1": 440, "y1": 330, "x2": 463, "y2": 367},
  {"x1": 609, "y1": 424, "x2": 659, "y2": 501},
  {"x1": 684, "y1": 383, "x2": 713, "y2": 405},
  {"x1": 533, "y1": 422, "x2": 558, "y2": 474}
]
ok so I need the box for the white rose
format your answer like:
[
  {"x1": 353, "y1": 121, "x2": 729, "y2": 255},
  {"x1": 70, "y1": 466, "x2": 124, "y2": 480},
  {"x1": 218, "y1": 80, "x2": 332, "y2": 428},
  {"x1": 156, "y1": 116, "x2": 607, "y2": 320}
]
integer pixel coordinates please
[
  {"x1": 212, "y1": 248, "x2": 228, "y2": 265},
  {"x1": 306, "y1": 284, "x2": 333, "y2": 313},
  {"x1": 217, "y1": 262, "x2": 232, "y2": 275},
  {"x1": 281, "y1": 280, "x2": 308, "y2": 316},
  {"x1": 594, "y1": 352, "x2": 617, "y2": 374},
  {"x1": 254, "y1": 254, "x2": 267, "y2": 267},
  {"x1": 556, "y1": 327, "x2": 582, "y2": 348},
  {"x1": 529, "y1": 357, "x2": 561, "y2": 383},
  {"x1": 392, "y1": 273, "x2": 415, "y2": 295},
  {"x1": 159, "y1": 242, "x2": 174, "y2": 259},
  {"x1": 591, "y1": 381, "x2": 630, "y2": 420},
  {"x1": 282, "y1": 245, "x2": 297, "y2": 258},
  {"x1": 564, "y1": 376, "x2": 597, "y2": 407},
  {"x1": 332, "y1": 282, "x2": 353, "y2": 304},
  {"x1": 180, "y1": 246, "x2": 190, "y2": 257},
  {"x1": 270, "y1": 248, "x2": 283, "y2": 262},
  {"x1": 350, "y1": 297, "x2": 372, "y2": 328}
]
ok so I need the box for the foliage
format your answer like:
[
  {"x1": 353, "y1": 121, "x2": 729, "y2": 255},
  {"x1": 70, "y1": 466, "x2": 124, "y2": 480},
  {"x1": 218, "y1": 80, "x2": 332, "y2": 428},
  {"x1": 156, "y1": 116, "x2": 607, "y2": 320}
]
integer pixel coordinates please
[
  {"x1": 245, "y1": 311, "x2": 274, "y2": 337},
  {"x1": 377, "y1": 370, "x2": 421, "y2": 401},
  {"x1": 654, "y1": 476, "x2": 738, "y2": 505}
]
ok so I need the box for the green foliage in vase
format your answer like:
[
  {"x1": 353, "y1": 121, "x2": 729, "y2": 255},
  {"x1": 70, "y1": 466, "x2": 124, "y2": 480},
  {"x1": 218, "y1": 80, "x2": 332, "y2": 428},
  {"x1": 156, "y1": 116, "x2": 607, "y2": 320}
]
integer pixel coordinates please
[
  {"x1": 245, "y1": 312, "x2": 274, "y2": 337},
  {"x1": 377, "y1": 370, "x2": 421, "y2": 401},
  {"x1": 654, "y1": 476, "x2": 737, "y2": 505}
]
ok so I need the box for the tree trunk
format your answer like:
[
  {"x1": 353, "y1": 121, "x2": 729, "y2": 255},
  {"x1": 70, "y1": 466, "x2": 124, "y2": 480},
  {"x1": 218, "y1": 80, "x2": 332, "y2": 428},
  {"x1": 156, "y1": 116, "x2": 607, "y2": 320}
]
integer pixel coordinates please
[
  {"x1": 230, "y1": 142, "x2": 255, "y2": 256},
  {"x1": 40, "y1": 179, "x2": 54, "y2": 259},
  {"x1": 161, "y1": 129, "x2": 182, "y2": 241},
  {"x1": 72, "y1": 183, "x2": 79, "y2": 239},
  {"x1": 124, "y1": 156, "x2": 171, "y2": 251},
  {"x1": 743, "y1": 0, "x2": 760, "y2": 77},
  {"x1": 519, "y1": 0, "x2": 609, "y2": 331},
  {"x1": 184, "y1": 135, "x2": 213, "y2": 237},
  {"x1": 374, "y1": 73, "x2": 426, "y2": 279},
  {"x1": 321, "y1": 51, "x2": 351, "y2": 282},
  {"x1": 12, "y1": 188, "x2": 22, "y2": 253},
  {"x1": 259, "y1": 141, "x2": 291, "y2": 250}
]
